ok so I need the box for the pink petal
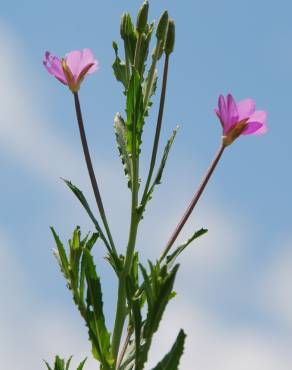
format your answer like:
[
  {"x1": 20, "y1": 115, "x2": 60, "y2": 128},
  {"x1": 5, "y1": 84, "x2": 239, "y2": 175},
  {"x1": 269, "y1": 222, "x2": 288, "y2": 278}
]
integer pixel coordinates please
[
  {"x1": 65, "y1": 50, "x2": 83, "y2": 79},
  {"x1": 65, "y1": 49, "x2": 98, "y2": 81},
  {"x1": 226, "y1": 93, "x2": 239, "y2": 128},
  {"x1": 78, "y1": 49, "x2": 99, "y2": 75},
  {"x1": 217, "y1": 95, "x2": 228, "y2": 125},
  {"x1": 43, "y1": 51, "x2": 67, "y2": 85},
  {"x1": 254, "y1": 122, "x2": 267, "y2": 135},
  {"x1": 241, "y1": 122, "x2": 264, "y2": 135},
  {"x1": 236, "y1": 99, "x2": 256, "y2": 120},
  {"x1": 247, "y1": 110, "x2": 267, "y2": 124}
]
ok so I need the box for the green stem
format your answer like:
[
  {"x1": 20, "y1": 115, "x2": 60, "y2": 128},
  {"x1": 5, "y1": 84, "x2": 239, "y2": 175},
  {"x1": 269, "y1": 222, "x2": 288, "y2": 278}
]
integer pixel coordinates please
[
  {"x1": 160, "y1": 143, "x2": 225, "y2": 261},
  {"x1": 111, "y1": 67, "x2": 140, "y2": 365},
  {"x1": 141, "y1": 53, "x2": 170, "y2": 206},
  {"x1": 73, "y1": 92, "x2": 117, "y2": 257}
]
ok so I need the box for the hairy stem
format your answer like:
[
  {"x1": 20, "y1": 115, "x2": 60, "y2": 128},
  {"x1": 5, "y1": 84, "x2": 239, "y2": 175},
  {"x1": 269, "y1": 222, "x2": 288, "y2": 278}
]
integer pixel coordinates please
[
  {"x1": 160, "y1": 143, "x2": 225, "y2": 260},
  {"x1": 73, "y1": 92, "x2": 117, "y2": 256}
]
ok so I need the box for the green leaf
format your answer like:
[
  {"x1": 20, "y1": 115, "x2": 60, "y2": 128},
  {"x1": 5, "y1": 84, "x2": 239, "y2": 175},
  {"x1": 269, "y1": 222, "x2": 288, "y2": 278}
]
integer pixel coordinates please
[
  {"x1": 140, "y1": 127, "x2": 178, "y2": 215},
  {"x1": 84, "y1": 250, "x2": 112, "y2": 365},
  {"x1": 153, "y1": 126, "x2": 178, "y2": 186},
  {"x1": 126, "y1": 70, "x2": 144, "y2": 155},
  {"x1": 51, "y1": 227, "x2": 69, "y2": 280},
  {"x1": 44, "y1": 361, "x2": 53, "y2": 370},
  {"x1": 151, "y1": 330, "x2": 186, "y2": 370},
  {"x1": 166, "y1": 228, "x2": 208, "y2": 268},
  {"x1": 62, "y1": 179, "x2": 101, "y2": 232},
  {"x1": 114, "y1": 113, "x2": 132, "y2": 188},
  {"x1": 65, "y1": 356, "x2": 73, "y2": 370},
  {"x1": 136, "y1": 263, "x2": 179, "y2": 370},
  {"x1": 112, "y1": 41, "x2": 128, "y2": 89},
  {"x1": 76, "y1": 358, "x2": 87, "y2": 370}
]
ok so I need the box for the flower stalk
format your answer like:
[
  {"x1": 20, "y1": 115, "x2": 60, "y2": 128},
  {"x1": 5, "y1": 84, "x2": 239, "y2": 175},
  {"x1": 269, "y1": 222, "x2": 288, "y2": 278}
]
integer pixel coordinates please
[
  {"x1": 73, "y1": 92, "x2": 117, "y2": 256},
  {"x1": 160, "y1": 143, "x2": 225, "y2": 261}
]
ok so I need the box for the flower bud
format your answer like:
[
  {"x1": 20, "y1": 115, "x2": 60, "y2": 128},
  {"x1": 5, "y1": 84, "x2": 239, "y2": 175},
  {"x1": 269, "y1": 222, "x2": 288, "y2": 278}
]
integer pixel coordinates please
[
  {"x1": 120, "y1": 13, "x2": 133, "y2": 39},
  {"x1": 164, "y1": 19, "x2": 175, "y2": 55},
  {"x1": 136, "y1": 1, "x2": 149, "y2": 34},
  {"x1": 156, "y1": 11, "x2": 169, "y2": 41}
]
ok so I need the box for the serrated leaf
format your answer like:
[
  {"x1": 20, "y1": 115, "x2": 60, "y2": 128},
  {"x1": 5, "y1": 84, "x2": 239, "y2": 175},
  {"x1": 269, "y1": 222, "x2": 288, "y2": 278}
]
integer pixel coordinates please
[
  {"x1": 51, "y1": 227, "x2": 69, "y2": 279},
  {"x1": 114, "y1": 113, "x2": 132, "y2": 188},
  {"x1": 112, "y1": 41, "x2": 128, "y2": 89},
  {"x1": 166, "y1": 228, "x2": 208, "y2": 269},
  {"x1": 151, "y1": 330, "x2": 186, "y2": 370},
  {"x1": 84, "y1": 250, "x2": 111, "y2": 365},
  {"x1": 126, "y1": 70, "x2": 144, "y2": 155}
]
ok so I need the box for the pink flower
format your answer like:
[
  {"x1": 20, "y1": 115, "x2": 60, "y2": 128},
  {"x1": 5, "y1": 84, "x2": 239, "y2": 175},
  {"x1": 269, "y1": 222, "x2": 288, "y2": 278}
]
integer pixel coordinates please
[
  {"x1": 43, "y1": 49, "x2": 98, "y2": 92},
  {"x1": 215, "y1": 94, "x2": 267, "y2": 146}
]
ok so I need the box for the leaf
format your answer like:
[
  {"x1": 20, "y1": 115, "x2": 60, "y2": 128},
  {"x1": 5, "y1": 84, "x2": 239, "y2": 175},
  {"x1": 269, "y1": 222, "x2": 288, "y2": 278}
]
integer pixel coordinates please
[
  {"x1": 126, "y1": 70, "x2": 144, "y2": 155},
  {"x1": 140, "y1": 127, "x2": 178, "y2": 214},
  {"x1": 51, "y1": 227, "x2": 69, "y2": 280},
  {"x1": 166, "y1": 228, "x2": 208, "y2": 268},
  {"x1": 142, "y1": 69, "x2": 158, "y2": 113},
  {"x1": 84, "y1": 250, "x2": 111, "y2": 365},
  {"x1": 112, "y1": 41, "x2": 128, "y2": 89},
  {"x1": 62, "y1": 180, "x2": 100, "y2": 231},
  {"x1": 76, "y1": 358, "x2": 87, "y2": 370},
  {"x1": 151, "y1": 330, "x2": 186, "y2": 370},
  {"x1": 65, "y1": 356, "x2": 73, "y2": 370},
  {"x1": 153, "y1": 126, "x2": 179, "y2": 186},
  {"x1": 114, "y1": 113, "x2": 132, "y2": 188},
  {"x1": 136, "y1": 264, "x2": 180, "y2": 370},
  {"x1": 44, "y1": 361, "x2": 53, "y2": 370}
]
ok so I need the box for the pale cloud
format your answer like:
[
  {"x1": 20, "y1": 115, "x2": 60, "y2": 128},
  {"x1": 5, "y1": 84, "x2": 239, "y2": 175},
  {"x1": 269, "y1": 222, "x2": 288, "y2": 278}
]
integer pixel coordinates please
[
  {"x1": 148, "y1": 303, "x2": 292, "y2": 370},
  {"x1": 0, "y1": 22, "x2": 84, "y2": 184},
  {"x1": 255, "y1": 236, "x2": 292, "y2": 329}
]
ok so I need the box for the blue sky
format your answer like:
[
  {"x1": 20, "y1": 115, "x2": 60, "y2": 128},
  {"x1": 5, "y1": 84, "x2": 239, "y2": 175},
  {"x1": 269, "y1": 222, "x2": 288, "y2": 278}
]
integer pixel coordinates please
[{"x1": 0, "y1": 0, "x2": 291, "y2": 369}]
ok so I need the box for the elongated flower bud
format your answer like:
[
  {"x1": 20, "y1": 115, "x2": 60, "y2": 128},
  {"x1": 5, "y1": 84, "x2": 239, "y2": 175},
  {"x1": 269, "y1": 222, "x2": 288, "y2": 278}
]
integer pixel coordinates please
[
  {"x1": 156, "y1": 11, "x2": 169, "y2": 41},
  {"x1": 136, "y1": 1, "x2": 149, "y2": 34},
  {"x1": 120, "y1": 13, "x2": 133, "y2": 39},
  {"x1": 165, "y1": 19, "x2": 175, "y2": 55}
]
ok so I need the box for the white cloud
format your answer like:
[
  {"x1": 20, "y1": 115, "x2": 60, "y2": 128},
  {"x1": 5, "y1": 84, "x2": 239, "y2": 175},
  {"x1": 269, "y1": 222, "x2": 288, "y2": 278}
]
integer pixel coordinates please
[{"x1": 148, "y1": 303, "x2": 292, "y2": 370}]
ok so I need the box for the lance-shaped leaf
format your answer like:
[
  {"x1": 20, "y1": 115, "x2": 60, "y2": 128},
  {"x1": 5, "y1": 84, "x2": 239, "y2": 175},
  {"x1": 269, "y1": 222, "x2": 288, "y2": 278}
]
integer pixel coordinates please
[
  {"x1": 114, "y1": 113, "x2": 132, "y2": 188},
  {"x1": 151, "y1": 330, "x2": 186, "y2": 370},
  {"x1": 126, "y1": 70, "x2": 144, "y2": 155},
  {"x1": 139, "y1": 127, "x2": 178, "y2": 216},
  {"x1": 125, "y1": 253, "x2": 142, "y2": 364},
  {"x1": 62, "y1": 180, "x2": 100, "y2": 230},
  {"x1": 84, "y1": 250, "x2": 112, "y2": 366},
  {"x1": 51, "y1": 227, "x2": 70, "y2": 280},
  {"x1": 166, "y1": 228, "x2": 208, "y2": 268}
]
